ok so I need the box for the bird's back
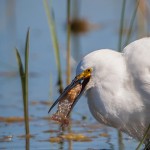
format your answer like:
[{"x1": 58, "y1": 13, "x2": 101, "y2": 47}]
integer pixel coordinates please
[
  {"x1": 121, "y1": 38, "x2": 150, "y2": 139},
  {"x1": 123, "y1": 38, "x2": 150, "y2": 107}
]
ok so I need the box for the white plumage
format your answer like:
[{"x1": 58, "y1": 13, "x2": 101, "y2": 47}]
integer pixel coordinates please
[{"x1": 76, "y1": 37, "x2": 150, "y2": 140}]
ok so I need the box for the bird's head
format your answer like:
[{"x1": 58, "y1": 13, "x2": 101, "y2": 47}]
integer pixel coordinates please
[
  {"x1": 48, "y1": 68, "x2": 92, "y2": 121},
  {"x1": 48, "y1": 58, "x2": 94, "y2": 116},
  {"x1": 48, "y1": 49, "x2": 122, "y2": 118}
]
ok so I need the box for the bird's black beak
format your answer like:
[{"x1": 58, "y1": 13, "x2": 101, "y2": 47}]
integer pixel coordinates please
[{"x1": 48, "y1": 68, "x2": 92, "y2": 115}]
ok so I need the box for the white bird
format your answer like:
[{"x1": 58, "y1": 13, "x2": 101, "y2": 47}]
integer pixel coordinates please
[{"x1": 49, "y1": 37, "x2": 150, "y2": 141}]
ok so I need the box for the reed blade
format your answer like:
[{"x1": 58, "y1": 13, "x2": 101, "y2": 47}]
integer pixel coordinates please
[
  {"x1": 66, "y1": 0, "x2": 71, "y2": 85},
  {"x1": 15, "y1": 48, "x2": 24, "y2": 80},
  {"x1": 124, "y1": 0, "x2": 141, "y2": 47},
  {"x1": 15, "y1": 48, "x2": 25, "y2": 104},
  {"x1": 24, "y1": 28, "x2": 30, "y2": 135},
  {"x1": 136, "y1": 124, "x2": 150, "y2": 150},
  {"x1": 15, "y1": 29, "x2": 30, "y2": 135},
  {"x1": 118, "y1": 0, "x2": 126, "y2": 52},
  {"x1": 43, "y1": 0, "x2": 63, "y2": 93}
]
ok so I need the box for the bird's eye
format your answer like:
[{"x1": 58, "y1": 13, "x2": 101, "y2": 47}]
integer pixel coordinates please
[{"x1": 87, "y1": 69, "x2": 91, "y2": 72}]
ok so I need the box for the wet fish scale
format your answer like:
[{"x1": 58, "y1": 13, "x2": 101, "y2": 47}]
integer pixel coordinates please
[{"x1": 51, "y1": 84, "x2": 82, "y2": 126}]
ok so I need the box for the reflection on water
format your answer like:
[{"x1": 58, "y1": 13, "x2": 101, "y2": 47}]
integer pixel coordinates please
[
  {"x1": 26, "y1": 138, "x2": 30, "y2": 150},
  {"x1": 0, "y1": 0, "x2": 148, "y2": 149}
]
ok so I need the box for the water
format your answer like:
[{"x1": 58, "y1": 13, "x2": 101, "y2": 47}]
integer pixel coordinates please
[{"x1": 0, "y1": 0, "x2": 148, "y2": 149}]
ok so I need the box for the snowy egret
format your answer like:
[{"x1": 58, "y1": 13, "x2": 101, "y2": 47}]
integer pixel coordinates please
[{"x1": 49, "y1": 37, "x2": 150, "y2": 140}]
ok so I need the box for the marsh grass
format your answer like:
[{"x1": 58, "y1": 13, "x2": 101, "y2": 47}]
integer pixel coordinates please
[
  {"x1": 43, "y1": 0, "x2": 63, "y2": 93},
  {"x1": 118, "y1": 0, "x2": 126, "y2": 52},
  {"x1": 137, "y1": 0, "x2": 147, "y2": 38},
  {"x1": 118, "y1": 130, "x2": 124, "y2": 150},
  {"x1": 118, "y1": 0, "x2": 141, "y2": 51},
  {"x1": 15, "y1": 29, "x2": 30, "y2": 136},
  {"x1": 124, "y1": 0, "x2": 141, "y2": 47},
  {"x1": 136, "y1": 124, "x2": 150, "y2": 150},
  {"x1": 66, "y1": 0, "x2": 71, "y2": 85}
]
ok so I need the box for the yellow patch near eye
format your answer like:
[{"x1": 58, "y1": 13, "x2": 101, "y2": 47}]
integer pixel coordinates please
[
  {"x1": 77, "y1": 68, "x2": 92, "y2": 80},
  {"x1": 85, "y1": 68, "x2": 92, "y2": 74}
]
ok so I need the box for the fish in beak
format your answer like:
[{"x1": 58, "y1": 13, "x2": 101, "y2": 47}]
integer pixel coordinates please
[{"x1": 48, "y1": 68, "x2": 92, "y2": 127}]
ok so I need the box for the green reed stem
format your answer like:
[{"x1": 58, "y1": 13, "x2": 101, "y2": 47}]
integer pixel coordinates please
[
  {"x1": 16, "y1": 48, "x2": 25, "y2": 110},
  {"x1": 124, "y1": 0, "x2": 141, "y2": 47},
  {"x1": 118, "y1": 0, "x2": 126, "y2": 52},
  {"x1": 118, "y1": 131, "x2": 124, "y2": 150},
  {"x1": 43, "y1": 0, "x2": 63, "y2": 93},
  {"x1": 136, "y1": 124, "x2": 150, "y2": 150},
  {"x1": 66, "y1": 0, "x2": 71, "y2": 85},
  {"x1": 66, "y1": 0, "x2": 72, "y2": 137},
  {"x1": 24, "y1": 28, "x2": 30, "y2": 135},
  {"x1": 15, "y1": 29, "x2": 30, "y2": 135}
]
